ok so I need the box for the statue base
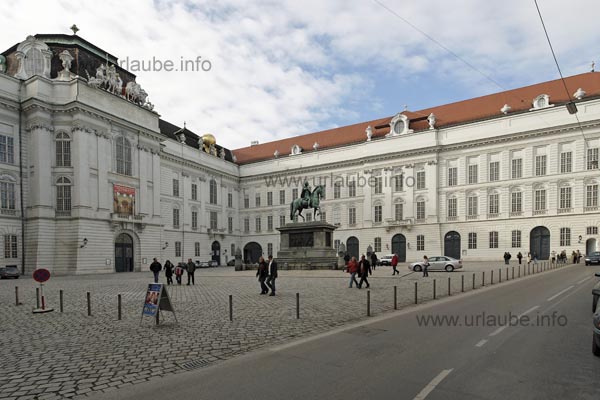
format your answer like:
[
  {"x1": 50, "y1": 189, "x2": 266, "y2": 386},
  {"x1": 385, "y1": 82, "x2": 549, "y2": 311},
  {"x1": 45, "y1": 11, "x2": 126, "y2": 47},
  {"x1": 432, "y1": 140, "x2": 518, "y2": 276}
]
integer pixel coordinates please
[{"x1": 276, "y1": 221, "x2": 338, "y2": 270}]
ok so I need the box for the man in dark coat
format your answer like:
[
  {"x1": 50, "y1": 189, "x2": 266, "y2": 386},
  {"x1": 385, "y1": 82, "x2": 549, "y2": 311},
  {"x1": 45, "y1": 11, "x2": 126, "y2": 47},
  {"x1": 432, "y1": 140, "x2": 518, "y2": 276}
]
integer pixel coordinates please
[
  {"x1": 256, "y1": 257, "x2": 269, "y2": 294},
  {"x1": 370, "y1": 251, "x2": 378, "y2": 271},
  {"x1": 150, "y1": 258, "x2": 162, "y2": 283},
  {"x1": 266, "y1": 255, "x2": 278, "y2": 296},
  {"x1": 186, "y1": 258, "x2": 196, "y2": 285},
  {"x1": 358, "y1": 255, "x2": 371, "y2": 289}
]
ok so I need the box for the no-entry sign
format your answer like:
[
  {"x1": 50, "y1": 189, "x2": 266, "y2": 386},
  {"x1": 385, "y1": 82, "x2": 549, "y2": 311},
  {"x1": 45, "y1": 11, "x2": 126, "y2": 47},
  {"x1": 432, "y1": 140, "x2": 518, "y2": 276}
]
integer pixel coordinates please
[{"x1": 33, "y1": 269, "x2": 51, "y2": 283}]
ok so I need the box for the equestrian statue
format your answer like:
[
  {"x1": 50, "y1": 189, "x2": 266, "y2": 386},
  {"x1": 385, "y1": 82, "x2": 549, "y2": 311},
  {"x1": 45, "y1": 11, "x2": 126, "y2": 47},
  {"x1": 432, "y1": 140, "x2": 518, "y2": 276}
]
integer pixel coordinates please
[{"x1": 290, "y1": 182, "x2": 325, "y2": 221}]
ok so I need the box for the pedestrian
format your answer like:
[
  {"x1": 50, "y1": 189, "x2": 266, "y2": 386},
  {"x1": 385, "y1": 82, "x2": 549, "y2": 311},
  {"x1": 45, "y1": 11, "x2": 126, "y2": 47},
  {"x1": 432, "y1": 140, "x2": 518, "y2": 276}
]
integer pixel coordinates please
[
  {"x1": 422, "y1": 255, "x2": 430, "y2": 277},
  {"x1": 527, "y1": 252, "x2": 532, "y2": 265},
  {"x1": 577, "y1": 249, "x2": 582, "y2": 264},
  {"x1": 150, "y1": 258, "x2": 162, "y2": 283},
  {"x1": 370, "y1": 251, "x2": 377, "y2": 271},
  {"x1": 256, "y1": 256, "x2": 269, "y2": 294},
  {"x1": 503, "y1": 252, "x2": 510, "y2": 265},
  {"x1": 175, "y1": 263, "x2": 183, "y2": 285},
  {"x1": 517, "y1": 252, "x2": 523, "y2": 265},
  {"x1": 266, "y1": 255, "x2": 278, "y2": 296},
  {"x1": 186, "y1": 258, "x2": 196, "y2": 285},
  {"x1": 358, "y1": 255, "x2": 371, "y2": 289},
  {"x1": 391, "y1": 253, "x2": 399, "y2": 275},
  {"x1": 347, "y1": 256, "x2": 360, "y2": 288},
  {"x1": 572, "y1": 251, "x2": 577, "y2": 264},
  {"x1": 551, "y1": 250, "x2": 556, "y2": 264},
  {"x1": 533, "y1": 253, "x2": 538, "y2": 265},
  {"x1": 164, "y1": 260, "x2": 174, "y2": 285}
]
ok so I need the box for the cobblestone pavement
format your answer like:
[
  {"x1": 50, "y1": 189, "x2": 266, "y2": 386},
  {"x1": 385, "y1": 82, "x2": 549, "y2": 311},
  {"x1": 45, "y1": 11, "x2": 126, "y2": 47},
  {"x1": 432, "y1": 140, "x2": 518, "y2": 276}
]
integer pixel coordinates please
[{"x1": 0, "y1": 261, "x2": 570, "y2": 399}]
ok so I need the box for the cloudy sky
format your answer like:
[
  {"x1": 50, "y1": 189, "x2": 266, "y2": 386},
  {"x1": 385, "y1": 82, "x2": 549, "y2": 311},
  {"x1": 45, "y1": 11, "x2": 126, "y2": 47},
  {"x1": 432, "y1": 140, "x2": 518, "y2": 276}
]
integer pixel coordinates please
[{"x1": 1, "y1": 0, "x2": 597, "y2": 149}]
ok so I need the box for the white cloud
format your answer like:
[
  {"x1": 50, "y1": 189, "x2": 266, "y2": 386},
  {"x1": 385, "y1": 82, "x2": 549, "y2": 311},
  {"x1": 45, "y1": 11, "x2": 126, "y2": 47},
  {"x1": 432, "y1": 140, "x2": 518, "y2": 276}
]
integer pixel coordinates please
[{"x1": 0, "y1": 0, "x2": 597, "y2": 148}]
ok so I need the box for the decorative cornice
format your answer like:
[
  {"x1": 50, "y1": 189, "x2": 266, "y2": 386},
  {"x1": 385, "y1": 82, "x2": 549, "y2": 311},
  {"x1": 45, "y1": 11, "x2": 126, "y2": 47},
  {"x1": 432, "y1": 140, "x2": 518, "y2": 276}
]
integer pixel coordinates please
[{"x1": 26, "y1": 123, "x2": 54, "y2": 133}]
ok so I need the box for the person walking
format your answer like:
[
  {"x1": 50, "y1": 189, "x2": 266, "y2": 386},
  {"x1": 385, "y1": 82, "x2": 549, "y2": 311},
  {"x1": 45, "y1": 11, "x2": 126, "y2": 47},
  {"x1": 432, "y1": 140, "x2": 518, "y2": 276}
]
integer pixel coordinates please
[
  {"x1": 572, "y1": 251, "x2": 577, "y2": 264},
  {"x1": 577, "y1": 249, "x2": 582, "y2": 264},
  {"x1": 256, "y1": 256, "x2": 269, "y2": 294},
  {"x1": 551, "y1": 250, "x2": 556, "y2": 264},
  {"x1": 175, "y1": 263, "x2": 183, "y2": 285},
  {"x1": 422, "y1": 255, "x2": 430, "y2": 277},
  {"x1": 164, "y1": 260, "x2": 174, "y2": 285},
  {"x1": 503, "y1": 252, "x2": 510, "y2": 265},
  {"x1": 517, "y1": 251, "x2": 523, "y2": 265},
  {"x1": 347, "y1": 257, "x2": 360, "y2": 288},
  {"x1": 370, "y1": 251, "x2": 377, "y2": 271},
  {"x1": 358, "y1": 255, "x2": 371, "y2": 289},
  {"x1": 266, "y1": 255, "x2": 278, "y2": 296},
  {"x1": 391, "y1": 253, "x2": 399, "y2": 275},
  {"x1": 150, "y1": 258, "x2": 162, "y2": 283},
  {"x1": 186, "y1": 258, "x2": 196, "y2": 285}
]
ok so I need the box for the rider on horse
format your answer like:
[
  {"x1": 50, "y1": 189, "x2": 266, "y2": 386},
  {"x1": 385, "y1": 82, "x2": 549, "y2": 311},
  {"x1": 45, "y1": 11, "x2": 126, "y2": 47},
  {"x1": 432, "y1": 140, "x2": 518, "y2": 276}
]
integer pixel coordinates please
[{"x1": 301, "y1": 181, "x2": 312, "y2": 208}]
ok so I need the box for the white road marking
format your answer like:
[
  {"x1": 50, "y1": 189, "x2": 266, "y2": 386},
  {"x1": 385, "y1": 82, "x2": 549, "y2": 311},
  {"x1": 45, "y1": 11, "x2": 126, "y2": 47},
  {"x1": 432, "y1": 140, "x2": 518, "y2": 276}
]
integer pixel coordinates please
[
  {"x1": 489, "y1": 326, "x2": 507, "y2": 337},
  {"x1": 413, "y1": 369, "x2": 454, "y2": 400},
  {"x1": 547, "y1": 286, "x2": 574, "y2": 302},
  {"x1": 577, "y1": 276, "x2": 592, "y2": 285},
  {"x1": 489, "y1": 306, "x2": 539, "y2": 337},
  {"x1": 475, "y1": 339, "x2": 488, "y2": 347},
  {"x1": 518, "y1": 305, "x2": 540, "y2": 317}
]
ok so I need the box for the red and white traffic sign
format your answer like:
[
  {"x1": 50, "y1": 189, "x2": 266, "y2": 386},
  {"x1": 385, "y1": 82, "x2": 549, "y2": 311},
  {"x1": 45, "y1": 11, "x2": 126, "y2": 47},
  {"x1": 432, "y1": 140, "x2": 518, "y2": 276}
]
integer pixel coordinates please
[{"x1": 33, "y1": 268, "x2": 51, "y2": 283}]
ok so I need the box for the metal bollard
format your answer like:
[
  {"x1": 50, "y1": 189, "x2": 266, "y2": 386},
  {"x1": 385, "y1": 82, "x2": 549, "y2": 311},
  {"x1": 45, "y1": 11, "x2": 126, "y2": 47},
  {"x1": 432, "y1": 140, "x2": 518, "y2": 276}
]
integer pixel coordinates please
[
  {"x1": 506, "y1": 268, "x2": 509, "y2": 281},
  {"x1": 36, "y1": 287, "x2": 40, "y2": 309},
  {"x1": 482, "y1": 271, "x2": 485, "y2": 287},
  {"x1": 15, "y1": 286, "x2": 19, "y2": 306},
  {"x1": 512, "y1": 267, "x2": 515, "y2": 280},
  {"x1": 518, "y1": 265, "x2": 521, "y2": 278},
  {"x1": 394, "y1": 286, "x2": 397, "y2": 310},
  {"x1": 448, "y1": 277, "x2": 451, "y2": 296},
  {"x1": 229, "y1": 295, "x2": 233, "y2": 322},
  {"x1": 498, "y1": 269, "x2": 501, "y2": 283},
  {"x1": 117, "y1": 294, "x2": 122, "y2": 320},
  {"x1": 414, "y1": 282, "x2": 418, "y2": 304},
  {"x1": 461, "y1": 275, "x2": 464, "y2": 292},
  {"x1": 296, "y1": 293, "x2": 300, "y2": 319},
  {"x1": 87, "y1": 292, "x2": 91, "y2": 316},
  {"x1": 472, "y1": 273, "x2": 475, "y2": 290},
  {"x1": 60, "y1": 290, "x2": 64, "y2": 313},
  {"x1": 367, "y1": 290, "x2": 371, "y2": 317},
  {"x1": 433, "y1": 279, "x2": 437, "y2": 300},
  {"x1": 491, "y1": 270, "x2": 494, "y2": 285}
]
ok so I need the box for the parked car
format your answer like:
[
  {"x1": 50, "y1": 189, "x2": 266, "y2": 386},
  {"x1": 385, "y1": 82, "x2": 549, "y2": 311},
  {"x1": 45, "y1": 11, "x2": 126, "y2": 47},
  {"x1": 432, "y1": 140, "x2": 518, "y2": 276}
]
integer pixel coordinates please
[
  {"x1": 408, "y1": 256, "x2": 462, "y2": 272},
  {"x1": 0, "y1": 265, "x2": 20, "y2": 279},
  {"x1": 585, "y1": 252, "x2": 600, "y2": 266},
  {"x1": 593, "y1": 273, "x2": 600, "y2": 313},
  {"x1": 593, "y1": 308, "x2": 600, "y2": 356},
  {"x1": 226, "y1": 259, "x2": 236, "y2": 266},
  {"x1": 378, "y1": 255, "x2": 395, "y2": 266},
  {"x1": 196, "y1": 260, "x2": 219, "y2": 268}
]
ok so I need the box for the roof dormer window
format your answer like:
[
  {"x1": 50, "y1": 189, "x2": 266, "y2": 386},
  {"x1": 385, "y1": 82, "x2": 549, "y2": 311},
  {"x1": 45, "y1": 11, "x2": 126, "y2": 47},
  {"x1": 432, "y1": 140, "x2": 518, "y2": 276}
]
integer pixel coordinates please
[
  {"x1": 291, "y1": 144, "x2": 302, "y2": 155},
  {"x1": 387, "y1": 112, "x2": 413, "y2": 137},
  {"x1": 531, "y1": 94, "x2": 552, "y2": 110}
]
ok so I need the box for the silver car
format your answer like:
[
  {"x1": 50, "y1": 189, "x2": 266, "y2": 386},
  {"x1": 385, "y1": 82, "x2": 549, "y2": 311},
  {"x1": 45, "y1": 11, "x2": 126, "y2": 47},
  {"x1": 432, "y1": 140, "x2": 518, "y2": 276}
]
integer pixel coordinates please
[{"x1": 409, "y1": 256, "x2": 463, "y2": 272}]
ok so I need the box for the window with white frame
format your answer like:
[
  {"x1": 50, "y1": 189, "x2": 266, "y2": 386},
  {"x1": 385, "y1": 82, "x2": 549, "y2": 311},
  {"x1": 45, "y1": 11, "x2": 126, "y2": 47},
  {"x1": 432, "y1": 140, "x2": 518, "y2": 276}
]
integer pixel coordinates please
[
  {"x1": 467, "y1": 195, "x2": 478, "y2": 216},
  {"x1": 448, "y1": 167, "x2": 457, "y2": 186},
  {"x1": 560, "y1": 152, "x2": 572, "y2": 173},
  {"x1": 209, "y1": 179, "x2": 218, "y2": 204},
  {"x1": 116, "y1": 136, "x2": 132, "y2": 176},
  {"x1": 279, "y1": 215, "x2": 286, "y2": 227},
  {"x1": 560, "y1": 227, "x2": 571, "y2": 246},
  {"x1": 489, "y1": 231, "x2": 498, "y2": 248},
  {"x1": 416, "y1": 201, "x2": 425, "y2": 220},
  {"x1": 210, "y1": 211, "x2": 218, "y2": 230},
  {"x1": 191, "y1": 183, "x2": 197, "y2": 201},
  {"x1": 267, "y1": 243, "x2": 273, "y2": 257},
  {"x1": 306, "y1": 212, "x2": 312, "y2": 222},
  {"x1": 535, "y1": 155, "x2": 547, "y2": 176},
  {"x1": 587, "y1": 148, "x2": 599, "y2": 170},
  {"x1": 292, "y1": 188, "x2": 298, "y2": 199},
  {"x1": 374, "y1": 205, "x2": 382, "y2": 223},
  {"x1": 374, "y1": 237, "x2": 382, "y2": 253},
  {"x1": 244, "y1": 195, "x2": 249, "y2": 209},
  {"x1": 586, "y1": 226, "x2": 598, "y2": 235},
  {"x1": 348, "y1": 207, "x2": 356, "y2": 225},
  {"x1": 228, "y1": 192, "x2": 233, "y2": 208},
  {"x1": 559, "y1": 186, "x2": 572, "y2": 209},
  {"x1": 395, "y1": 203, "x2": 403, "y2": 221},
  {"x1": 393, "y1": 174, "x2": 403, "y2": 192},
  {"x1": 320, "y1": 211, "x2": 326, "y2": 222},
  {"x1": 489, "y1": 161, "x2": 500, "y2": 182},
  {"x1": 511, "y1": 191, "x2": 522, "y2": 213},
  {"x1": 4, "y1": 234, "x2": 17, "y2": 259},
  {"x1": 534, "y1": 189, "x2": 546, "y2": 211},
  {"x1": 173, "y1": 178, "x2": 179, "y2": 197},
  {"x1": 279, "y1": 190, "x2": 286, "y2": 205},
  {"x1": 447, "y1": 197, "x2": 457, "y2": 218},
  {"x1": 255, "y1": 217, "x2": 261, "y2": 232},
  {"x1": 468, "y1": 232, "x2": 477, "y2": 249},
  {"x1": 468, "y1": 164, "x2": 478, "y2": 184},
  {"x1": 374, "y1": 175, "x2": 383, "y2": 194},
  {"x1": 511, "y1": 158, "x2": 522, "y2": 179},
  {"x1": 175, "y1": 241, "x2": 181, "y2": 257},
  {"x1": 587, "y1": 184, "x2": 598, "y2": 207},
  {"x1": 255, "y1": 194, "x2": 261, "y2": 207},
  {"x1": 0, "y1": 176, "x2": 16, "y2": 211},
  {"x1": 228, "y1": 216, "x2": 233, "y2": 232},
  {"x1": 267, "y1": 191, "x2": 273, "y2": 206},
  {"x1": 231, "y1": 244, "x2": 236, "y2": 256},
  {"x1": 488, "y1": 193, "x2": 499, "y2": 215},
  {"x1": 333, "y1": 207, "x2": 341, "y2": 224},
  {"x1": 244, "y1": 218, "x2": 250, "y2": 233},
  {"x1": 195, "y1": 242, "x2": 200, "y2": 257},
  {"x1": 416, "y1": 171, "x2": 426, "y2": 190},
  {"x1": 334, "y1": 182, "x2": 341, "y2": 199},
  {"x1": 267, "y1": 215, "x2": 273, "y2": 230},
  {"x1": 511, "y1": 230, "x2": 521, "y2": 248},
  {"x1": 191, "y1": 210, "x2": 198, "y2": 230},
  {"x1": 349, "y1": 180, "x2": 357, "y2": 197},
  {"x1": 55, "y1": 132, "x2": 71, "y2": 167},
  {"x1": 417, "y1": 235, "x2": 425, "y2": 251},
  {"x1": 172, "y1": 208, "x2": 180, "y2": 228},
  {"x1": 0, "y1": 135, "x2": 15, "y2": 164}
]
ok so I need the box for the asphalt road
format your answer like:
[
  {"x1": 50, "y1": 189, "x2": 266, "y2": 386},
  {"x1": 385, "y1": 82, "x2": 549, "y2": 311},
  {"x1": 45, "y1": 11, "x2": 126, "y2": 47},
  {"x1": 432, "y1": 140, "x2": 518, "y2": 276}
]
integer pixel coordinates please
[{"x1": 89, "y1": 264, "x2": 600, "y2": 400}]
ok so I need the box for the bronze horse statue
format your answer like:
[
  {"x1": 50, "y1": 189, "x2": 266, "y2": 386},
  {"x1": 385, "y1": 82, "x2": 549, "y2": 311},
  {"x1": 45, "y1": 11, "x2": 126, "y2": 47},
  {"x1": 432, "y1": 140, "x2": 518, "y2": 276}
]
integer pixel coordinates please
[{"x1": 290, "y1": 185, "x2": 325, "y2": 221}]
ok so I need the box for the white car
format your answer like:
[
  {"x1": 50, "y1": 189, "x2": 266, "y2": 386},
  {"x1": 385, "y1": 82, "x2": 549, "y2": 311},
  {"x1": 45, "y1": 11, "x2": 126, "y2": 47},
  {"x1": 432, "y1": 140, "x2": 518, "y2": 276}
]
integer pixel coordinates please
[
  {"x1": 409, "y1": 256, "x2": 463, "y2": 272},
  {"x1": 378, "y1": 255, "x2": 395, "y2": 266}
]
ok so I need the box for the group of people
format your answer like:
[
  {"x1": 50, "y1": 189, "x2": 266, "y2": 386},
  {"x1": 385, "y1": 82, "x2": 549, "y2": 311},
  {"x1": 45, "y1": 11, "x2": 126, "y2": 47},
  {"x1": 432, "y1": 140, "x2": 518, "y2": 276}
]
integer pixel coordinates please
[
  {"x1": 256, "y1": 255, "x2": 278, "y2": 295},
  {"x1": 149, "y1": 258, "x2": 196, "y2": 285},
  {"x1": 345, "y1": 255, "x2": 372, "y2": 288},
  {"x1": 503, "y1": 250, "x2": 583, "y2": 265}
]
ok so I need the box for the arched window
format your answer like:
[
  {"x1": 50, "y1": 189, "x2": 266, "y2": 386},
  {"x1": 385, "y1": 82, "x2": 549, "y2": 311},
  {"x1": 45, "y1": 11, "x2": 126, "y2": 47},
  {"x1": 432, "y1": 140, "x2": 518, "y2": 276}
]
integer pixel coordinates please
[
  {"x1": 116, "y1": 136, "x2": 132, "y2": 176},
  {"x1": 56, "y1": 177, "x2": 71, "y2": 214},
  {"x1": 0, "y1": 174, "x2": 16, "y2": 212},
  {"x1": 56, "y1": 132, "x2": 71, "y2": 167},
  {"x1": 209, "y1": 179, "x2": 218, "y2": 204}
]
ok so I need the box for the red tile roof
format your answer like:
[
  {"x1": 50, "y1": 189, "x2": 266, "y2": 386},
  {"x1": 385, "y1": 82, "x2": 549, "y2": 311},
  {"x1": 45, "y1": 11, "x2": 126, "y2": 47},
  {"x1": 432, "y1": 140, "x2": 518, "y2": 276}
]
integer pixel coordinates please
[{"x1": 232, "y1": 72, "x2": 600, "y2": 164}]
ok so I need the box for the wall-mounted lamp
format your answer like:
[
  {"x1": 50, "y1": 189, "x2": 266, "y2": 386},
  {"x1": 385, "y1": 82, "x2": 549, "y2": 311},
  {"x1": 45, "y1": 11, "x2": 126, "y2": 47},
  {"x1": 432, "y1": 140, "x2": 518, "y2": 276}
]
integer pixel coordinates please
[
  {"x1": 578, "y1": 235, "x2": 583, "y2": 243},
  {"x1": 162, "y1": 242, "x2": 169, "y2": 250},
  {"x1": 79, "y1": 238, "x2": 88, "y2": 248}
]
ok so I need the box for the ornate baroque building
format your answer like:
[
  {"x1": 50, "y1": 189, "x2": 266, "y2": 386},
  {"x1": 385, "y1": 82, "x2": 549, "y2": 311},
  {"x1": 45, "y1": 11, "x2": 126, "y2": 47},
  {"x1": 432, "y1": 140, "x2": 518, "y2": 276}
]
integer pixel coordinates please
[{"x1": 1, "y1": 33, "x2": 599, "y2": 274}]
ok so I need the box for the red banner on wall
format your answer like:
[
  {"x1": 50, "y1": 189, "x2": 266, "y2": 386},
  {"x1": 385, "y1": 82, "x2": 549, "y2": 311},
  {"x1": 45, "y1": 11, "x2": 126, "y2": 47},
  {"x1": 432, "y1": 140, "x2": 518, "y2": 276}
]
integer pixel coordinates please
[{"x1": 113, "y1": 185, "x2": 135, "y2": 215}]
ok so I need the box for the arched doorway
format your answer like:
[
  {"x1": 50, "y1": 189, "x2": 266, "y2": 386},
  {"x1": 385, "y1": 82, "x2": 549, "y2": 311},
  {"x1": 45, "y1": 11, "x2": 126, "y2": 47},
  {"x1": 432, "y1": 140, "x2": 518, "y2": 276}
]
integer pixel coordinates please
[
  {"x1": 347, "y1": 236, "x2": 359, "y2": 259},
  {"x1": 243, "y1": 242, "x2": 262, "y2": 263},
  {"x1": 211, "y1": 241, "x2": 221, "y2": 265},
  {"x1": 391, "y1": 234, "x2": 407, "y2": 262},
  {"x1": 586, "y1": 238, "x2": 597, "y2": 255},
  {"x1": 530, "y1": 226, "x2": 550, "y2": 260},
  {"x1": 444, "y1": 231, "x2": 461, "y2": 259},
  {"x1": 115, "y1": 233, "x2": 133, "y2": 272}
]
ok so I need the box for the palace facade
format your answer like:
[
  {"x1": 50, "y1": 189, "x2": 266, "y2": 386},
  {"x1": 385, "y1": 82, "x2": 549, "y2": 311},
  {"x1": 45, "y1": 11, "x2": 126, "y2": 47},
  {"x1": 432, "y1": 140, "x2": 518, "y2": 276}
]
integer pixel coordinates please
[{"x1": 1, "y1": 33, "x2": 599, "y2": 274}]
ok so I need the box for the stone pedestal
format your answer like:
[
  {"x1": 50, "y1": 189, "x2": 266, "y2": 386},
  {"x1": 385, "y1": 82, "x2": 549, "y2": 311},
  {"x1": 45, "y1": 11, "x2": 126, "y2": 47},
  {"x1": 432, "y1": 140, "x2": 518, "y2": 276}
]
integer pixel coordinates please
[{"x1": 276, "y1": 221, "x2": 338, "y2": 270}]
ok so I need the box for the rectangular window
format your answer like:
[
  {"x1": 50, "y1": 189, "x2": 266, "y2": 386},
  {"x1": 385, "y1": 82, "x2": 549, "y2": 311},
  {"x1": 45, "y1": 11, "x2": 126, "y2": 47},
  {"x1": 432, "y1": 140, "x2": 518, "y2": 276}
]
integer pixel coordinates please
[
  {"x1": 255, "y1": 194, "x2": 261, "y2": 207},
  {"x1": 210, "y1": 211, "x2": 218, "y2": 230},
  {"x1": 349, "y1": 180, "x2": 357, "y2": 197},
  {"x1": 535, "y1": 155, "x2": 547, "y2": 176},
  {"x1": 559, "y1": 187, "x2": 572, "y2": 209},
  {"x1": 195, "y1": 242, "x2": 200, "y2": 257},
  {"x1": 244, "y1": 196, "x2": 249, "y2": 209},
  {"x1": 334, "y1": 182, "x2": 341, "y2": 199},
  {"x1": 172, "y1": 208, "x2": 180, "y2": 228},
  {"x1": 267, "y1": 215, "x2": 273, "y2": 230},
  {"x1": 511, "y1": 230, "x2": 521, "y2": 248},
  {"x1": 393, "y1": 174, "x2": 403, "y2": 192},
  {"x1": 511, "y1": 192, "x2": 522, "y2": 213},
  {"x1": 279, "y1": 190, "x2": 286, "y2": 205},
  {"x1": 416, "y1": 201, "x2": 425, "y2": 220},
  {"x1": 534, "y1": 189, "x2": 546, "y2": 211},
  {"x1": 468, "y1": 165, "x2": 478, "y2": 184},
  {"x1": 320, "y1": 211, "x2": 327, "y2": 222},
  {"x1": 489, "y1": 231, "x2": 498, "y2": 249},
  {"x1": 191, "y1": 211, "x2": 198, "y2": 230},
  {"x1": 244, "y1": 218, "x2": 250, "y2": 233},
  {"x1": 348, "y1": 207, "x2": 356, "y2": 225},
  {"x1": 374, "y1": 176, "x2": 383, "y2": 194},
  {"x1": 447, "y1": 198, "x2": 457, "y2": 218},
  {"x1": 56, "y1": 185, "x2": 71, "y2": 212},
  {"x1": 468, "y1": 232, "x2": 477, "y2": 249},
  {"x1": 255, "y1": 217, "x2": 261, "y2": 232},
  {"x1": 279, "y1": 215, "x2": 286, "y2": 227},
  {"x1": 560, "y1": 152, "x2": 572, "y2": 173},
  {"x1": 587, "y1": 148, "x2": 599, "y2": 170},
  {"x1": 447, "y1": 167, "x2": 457, "y2": 186},
  {"x1": 374, "y1": 237, "x2": 382, "y2": 253},
  {"x1": 56, "y1": 139, "x2": 70, "y2": 167},
  {"x1": 267, "y1": 191, "x2": 273, "y2": 206},
  {"x1": 172, "y1": 179, "x2": 179, "y2": 197},
  {"x1": 4, "y1": 234, "x2": 17, "y2": 258},
  {"x1": 416, "y1": 235, "x2": 425, "y2": 251},
  {"x1": 586, "y1": 226, "x2": 598, "y2": 235},
  {"x1": 209, "y1": 180, "x2": 218, "y2": 204},
  {"x1": 175, "y1": 241, "x2": 181, "y2": 258},
  {"x1": 292, "y1": 189, "x2": 298, "y2": 199},
  {"x1": 488, "y1": 193, "x2": 499, "y2": 215},
  {"x1": 395, "y1": 203, "x2": 403, "y2": 221},
  {"x1": 0, "y1": 182, "x2": 15, "y2": 210},
  {"x1": 511, "y1": 158, "x2": 522, "y2": 179},
  {"x1": 374, "y1": 205, "x2": 382, "y2": 223},
  {"x1": 560, "y1": 227, "x2": 571, "y2": 246},
  {"x1": 228, "y1": 192, "x2": 233, "y2": 208},
  {"x1": 489, "y1": 161, "x2": 500, "y2": 182},
  {"x1": 467, "y1": 196, "x2": 478, "y2": 216},
  {"x1": 306, "y1": 212, "x2": 312, "y2": 222},
  {"x1": 416, "y1": 171, "x2": 426, "y2": 190},
  {"x1": 0, "y1": 135, "x2": 15, "y2": 164},
  {"x1": 228, "y1": 216, "x2": 233, "y2": 233},
  {"x1": 231, "y1": 244, "x2": 236, "y2": 256},
  {"x1": 191, "y1": 183, "x2": 197, "y2": 201},
  {"x1": 267, "y1": 243, "x2": 273, "y2": 257},
  {"x1": 587, "y1": 185, "x2": 598, "y2": 207}
]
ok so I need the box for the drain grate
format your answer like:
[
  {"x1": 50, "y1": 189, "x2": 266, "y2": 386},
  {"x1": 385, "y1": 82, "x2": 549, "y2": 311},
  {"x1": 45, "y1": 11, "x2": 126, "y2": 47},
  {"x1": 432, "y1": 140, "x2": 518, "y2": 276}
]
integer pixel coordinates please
[{"x1": 180, "y1": 358, "x2": 213, "y2": 371}]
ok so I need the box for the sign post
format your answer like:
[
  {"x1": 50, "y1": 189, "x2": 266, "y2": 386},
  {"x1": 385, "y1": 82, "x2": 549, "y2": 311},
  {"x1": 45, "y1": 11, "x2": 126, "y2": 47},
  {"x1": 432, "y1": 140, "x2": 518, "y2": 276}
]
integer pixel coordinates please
[
  {"x1": 32, "y1": 268, "x2": 53, "y2": 314},
  {"x1": 141, "y1": 283, "x2": 177, "y2": 325}
]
